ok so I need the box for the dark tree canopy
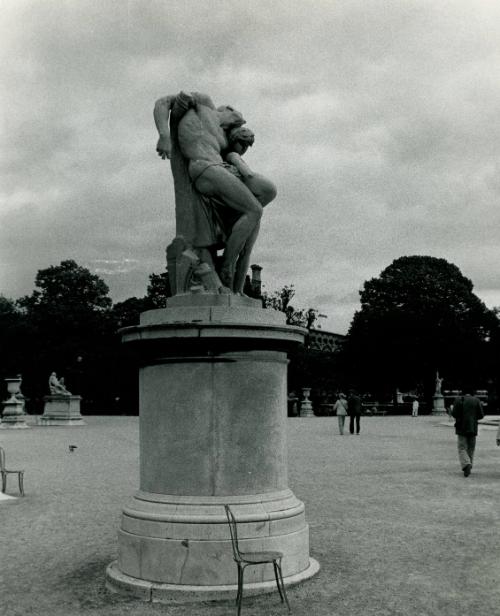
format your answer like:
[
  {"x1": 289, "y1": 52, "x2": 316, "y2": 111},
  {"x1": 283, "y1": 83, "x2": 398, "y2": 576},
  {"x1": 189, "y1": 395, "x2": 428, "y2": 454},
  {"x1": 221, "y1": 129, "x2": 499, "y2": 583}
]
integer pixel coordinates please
[
  {"x1": 0, "y1": 295, "x2": 18, "y2": 318},
  {"x1": 146, "y1": 272, "x2": 171, "y2": 308},
  {"x1": 0, "y1": 295, "x2": 29, "y2": 382},
  {"x1": 18, "y1": 259, "x2": 111, "y2": 317},
  {"x1": 112, "y1": 272, "x2": 171, "y2": 328},
  {"x1": 260, "y1": 284, "x2": 344, "y2": 398},
  {"x1": 344, "y1": 256, "x2": 498, "y2": 397},
  {"x1": 12, "y1": 260, "x2": 115, "y2": 407}
]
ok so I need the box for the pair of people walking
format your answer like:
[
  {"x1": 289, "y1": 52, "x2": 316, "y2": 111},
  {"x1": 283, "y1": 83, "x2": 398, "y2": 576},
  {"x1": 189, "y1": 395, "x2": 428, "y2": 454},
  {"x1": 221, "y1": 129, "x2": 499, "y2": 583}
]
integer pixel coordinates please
[{"x1": 333, "y1": 391, "x2": 362, "y2": 435}]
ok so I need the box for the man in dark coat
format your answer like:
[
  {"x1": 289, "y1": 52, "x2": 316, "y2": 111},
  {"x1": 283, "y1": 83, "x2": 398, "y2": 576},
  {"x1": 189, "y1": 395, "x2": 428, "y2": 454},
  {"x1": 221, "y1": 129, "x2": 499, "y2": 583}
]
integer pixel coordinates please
[
  {"x1": 452, "y1": 388, "x2": 484, "y2": 477},
  {"x1": 347, "y1": 390, "x2": 363, "y2": 435}
]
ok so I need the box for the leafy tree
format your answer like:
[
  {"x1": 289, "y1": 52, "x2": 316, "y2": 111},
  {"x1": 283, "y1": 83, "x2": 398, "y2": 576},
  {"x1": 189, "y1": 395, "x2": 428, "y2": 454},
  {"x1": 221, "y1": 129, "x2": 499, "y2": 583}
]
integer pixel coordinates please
[
  {"x1": 344, "y1": 256, "x2": 498, "y2": 401},
  {"x1": 0, "y1": 295, "x2": 18, "y2": 319},
  {"x1": 0, "y1": 295, "x2": 30, "y2": 384},
  {"x1": 146, "y1": 272, "x2": 171, "y2": 308},
  {"x1": 111, "y1": 272, "x2": 172, "y2": 328},
  {"x1": 262, "y1": 285, "x2": 318, "y2": 329},
  {"x1": 260, "y1": 284, "x2": 343, "y2": 401},
  {"x1": 111, "y1": 296, "x2": 151, "y2": 328},
  {"x1": 16, "y1": 260, "x2": 115, "y2": 409},
  {"x1": 18, "y1": 259, "x2": 111, "y2": 319}
]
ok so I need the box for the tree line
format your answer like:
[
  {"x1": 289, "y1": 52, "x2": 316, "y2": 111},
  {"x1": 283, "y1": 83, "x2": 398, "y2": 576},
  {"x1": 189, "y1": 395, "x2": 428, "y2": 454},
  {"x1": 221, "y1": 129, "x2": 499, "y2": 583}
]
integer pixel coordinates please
[{"x1": 1, "y1": 255, "x2": 499, "y2": 414}]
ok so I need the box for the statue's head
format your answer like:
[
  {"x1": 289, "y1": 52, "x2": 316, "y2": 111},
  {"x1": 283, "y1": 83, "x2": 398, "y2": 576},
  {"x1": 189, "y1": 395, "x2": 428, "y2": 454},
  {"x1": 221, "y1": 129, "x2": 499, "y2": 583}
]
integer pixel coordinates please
[
  {"x1": 227, "y1": 126, "x2": 254, "y2": 155},
  {"x1": 217, "y1": 105, "x2": 245, "y2": 130},
  {"x1": 228, "y1": 126, "x2": 255, "y2": 148}
]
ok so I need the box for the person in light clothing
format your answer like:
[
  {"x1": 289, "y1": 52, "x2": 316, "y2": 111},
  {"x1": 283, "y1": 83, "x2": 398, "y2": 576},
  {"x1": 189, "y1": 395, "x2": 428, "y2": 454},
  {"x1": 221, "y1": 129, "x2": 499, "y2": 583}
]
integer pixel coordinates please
[
  {"x1": 333, "y1": 393, "x2": 348, "y2": 435},
  {"x1": 411, "y1": 398, "x2": 419, "y2": 417}
]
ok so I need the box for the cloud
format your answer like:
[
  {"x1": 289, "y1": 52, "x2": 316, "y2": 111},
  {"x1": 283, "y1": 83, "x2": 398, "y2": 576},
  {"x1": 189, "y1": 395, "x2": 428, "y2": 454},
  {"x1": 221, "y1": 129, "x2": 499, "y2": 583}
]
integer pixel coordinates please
[{"x1": 2, "y1": 1, "x2": 500, "y2": 333}]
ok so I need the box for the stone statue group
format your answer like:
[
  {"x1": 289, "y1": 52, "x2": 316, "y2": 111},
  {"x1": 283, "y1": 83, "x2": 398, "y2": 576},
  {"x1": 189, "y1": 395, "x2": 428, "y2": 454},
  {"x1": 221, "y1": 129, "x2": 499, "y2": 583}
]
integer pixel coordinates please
[
  {"x1": 48, "y1": 372, "x2": 71, "y2": 396},
  {"x1": 153, "y1": 91, "x2": 277, "y2": 296}
]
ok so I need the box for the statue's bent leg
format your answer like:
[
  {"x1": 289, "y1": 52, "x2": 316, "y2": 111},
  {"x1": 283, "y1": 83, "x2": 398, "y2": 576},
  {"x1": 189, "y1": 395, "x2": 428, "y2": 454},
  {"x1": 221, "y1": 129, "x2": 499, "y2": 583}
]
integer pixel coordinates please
[
  {"x1": 243, "y1": 173, "x2": 277, "y2": 207},
  {"x1": 194, "y1": 166, "x2": 262, "y2": 290},
  {"x1": 233, "y1": 221, "x2": 261, "y2": 294}
]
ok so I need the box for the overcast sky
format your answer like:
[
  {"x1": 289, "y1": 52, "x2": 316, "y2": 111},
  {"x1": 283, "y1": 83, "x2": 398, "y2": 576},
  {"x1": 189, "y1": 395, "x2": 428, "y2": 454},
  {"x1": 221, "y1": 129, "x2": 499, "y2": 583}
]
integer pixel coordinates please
[{"x1": 2, "y1": 1, "x2": 500, "y2": 334}]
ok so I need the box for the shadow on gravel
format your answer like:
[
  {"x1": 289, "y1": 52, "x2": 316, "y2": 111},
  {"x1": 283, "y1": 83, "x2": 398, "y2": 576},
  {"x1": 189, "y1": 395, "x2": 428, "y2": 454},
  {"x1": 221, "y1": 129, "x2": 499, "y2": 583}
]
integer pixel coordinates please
[{"x1": 60, "y1": 558, "x2": 132, "y2": 610}]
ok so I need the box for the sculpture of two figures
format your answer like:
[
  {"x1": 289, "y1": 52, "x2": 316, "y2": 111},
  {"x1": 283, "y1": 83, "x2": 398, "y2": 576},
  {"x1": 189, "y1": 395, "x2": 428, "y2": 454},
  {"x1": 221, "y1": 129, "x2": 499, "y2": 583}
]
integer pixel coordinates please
[
  {"x1": 154, "y1": 91, "x2": 277, "y2": 295},
  {"x1": 49, "y1": 372, "x2": 71, "y2": 396}
]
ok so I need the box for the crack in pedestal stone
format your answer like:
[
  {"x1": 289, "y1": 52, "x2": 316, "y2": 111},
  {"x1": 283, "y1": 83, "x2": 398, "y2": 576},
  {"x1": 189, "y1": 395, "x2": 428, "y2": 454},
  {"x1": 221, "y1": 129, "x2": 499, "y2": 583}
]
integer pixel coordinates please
[{"x1": 178, "y1": 539, "x2": 190, "y2": 583}]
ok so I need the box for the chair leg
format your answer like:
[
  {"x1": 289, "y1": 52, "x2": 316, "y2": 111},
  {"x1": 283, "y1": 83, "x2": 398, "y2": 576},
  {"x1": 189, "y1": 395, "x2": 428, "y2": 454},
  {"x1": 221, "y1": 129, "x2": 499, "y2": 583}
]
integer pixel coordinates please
[
  {"x1": 19, "y1": 472, "x2": 24, "y2": 496},
  {"x1": 236, "y1": 565, "x2": 242, "y2": 604},
  {"x1": 273, "y1": 561, "x2": 285, "y2": 602},
  {"x1": 237, "y1": 565, "x2": 244, "y2": 616},
  {"x1": 275, "y1": 560, "x2": 291, "y2": 612}
]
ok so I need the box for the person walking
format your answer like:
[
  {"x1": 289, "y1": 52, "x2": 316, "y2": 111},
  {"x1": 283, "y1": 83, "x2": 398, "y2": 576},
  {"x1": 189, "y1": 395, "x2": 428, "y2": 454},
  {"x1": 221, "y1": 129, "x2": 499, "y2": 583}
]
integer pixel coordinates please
[
  {"x1": 348, "y1": 390, "x2": 363, "y2": 435},
  {"x1": 411, "y1": 398, "x2": 419, "y2": 417},
  {"x1": 333, "y1": 393, "x2": 348, "y2": 435},
  {"x1": 452, "y1": 388, "x2": 484, "y2": 477}
]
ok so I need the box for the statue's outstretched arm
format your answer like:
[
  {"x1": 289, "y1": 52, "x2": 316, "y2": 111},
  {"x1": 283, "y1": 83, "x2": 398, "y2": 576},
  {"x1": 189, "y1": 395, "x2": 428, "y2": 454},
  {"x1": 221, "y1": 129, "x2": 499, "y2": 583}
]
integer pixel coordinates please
[{"x1": 154, "y1": 95, "x2": 177, "y2": 159}]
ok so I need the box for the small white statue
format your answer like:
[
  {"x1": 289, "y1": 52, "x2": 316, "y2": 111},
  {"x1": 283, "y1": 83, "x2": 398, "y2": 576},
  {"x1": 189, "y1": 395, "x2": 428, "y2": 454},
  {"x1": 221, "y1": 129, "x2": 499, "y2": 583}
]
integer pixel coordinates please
[
  {"x1": 49, "y1": 372, "x2": 71, "y2": 396},
  {"x1": 435, "y1": 372, "x2": 443, "y2": 396}
]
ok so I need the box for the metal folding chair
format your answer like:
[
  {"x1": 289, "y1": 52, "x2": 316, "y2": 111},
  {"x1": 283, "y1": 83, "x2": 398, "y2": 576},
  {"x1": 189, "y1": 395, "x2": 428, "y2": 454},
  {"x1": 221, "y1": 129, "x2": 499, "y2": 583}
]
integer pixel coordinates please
[
  {"x1": 224, "y1": 504, "x2": 290, "y2": 615},
  {"x1": 0, "y1": 446, "x2": 24, "y2": 496}
]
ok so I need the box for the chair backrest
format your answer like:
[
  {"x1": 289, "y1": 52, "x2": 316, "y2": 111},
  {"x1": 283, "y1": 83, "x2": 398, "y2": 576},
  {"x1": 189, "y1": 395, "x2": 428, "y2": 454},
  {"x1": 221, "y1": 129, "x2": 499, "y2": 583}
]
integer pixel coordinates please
[
  {"x1": 224, "y1": 505, "x2": 242, "y2": 562},
  {"x1": 0, "y1": 447, "x2": 5, "y2": 471}
]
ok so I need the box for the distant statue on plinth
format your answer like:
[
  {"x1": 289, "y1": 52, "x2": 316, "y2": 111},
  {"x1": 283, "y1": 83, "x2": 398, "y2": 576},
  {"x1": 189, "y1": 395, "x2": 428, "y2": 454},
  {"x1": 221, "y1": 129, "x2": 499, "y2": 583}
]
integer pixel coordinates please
[
  {"x1": 154, "y1": 91, "x2": 277, "y2": 295},
  {"x1": 435, "y1": 372, "x2": 443, "y2": 396},
  {"x1": 41, "y1": 373, "x2": 83, "y2": 426},
  {"x1": 48, "y1": 372, "x2": 72, "y2": 396},
  {"x1": 432, "y1": 371, "x2": 446, "y2": 415}
]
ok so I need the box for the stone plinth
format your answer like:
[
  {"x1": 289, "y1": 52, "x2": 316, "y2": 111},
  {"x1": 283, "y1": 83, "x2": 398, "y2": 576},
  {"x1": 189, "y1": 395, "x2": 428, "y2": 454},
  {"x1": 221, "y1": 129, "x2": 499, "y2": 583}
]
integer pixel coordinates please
[
  {"x1": 300, "y1": 387, "x2": 315, "y2": 417},
  {"x1": 39, "y1": 396, "x2": 85, "y2": 426},
  {"x1": 0, "y1": 398, "x2": 29, "y2": 429},
  {"x1": 106, "y1": 294, "x2": 319, "y2": 601},
  {"x1": 431, "y1": 394, "x2": 447, "y2": 416}
]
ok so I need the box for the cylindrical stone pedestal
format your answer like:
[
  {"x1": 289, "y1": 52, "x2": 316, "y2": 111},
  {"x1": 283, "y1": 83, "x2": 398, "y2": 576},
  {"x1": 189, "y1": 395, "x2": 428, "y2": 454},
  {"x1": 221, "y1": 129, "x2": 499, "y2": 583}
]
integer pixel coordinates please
[
  {"x1": 432, "y1": 394, "x2": 447, "y2": 416},
  {"x1": 106, "y1": 294, "x2": 319, "y2": 602}
]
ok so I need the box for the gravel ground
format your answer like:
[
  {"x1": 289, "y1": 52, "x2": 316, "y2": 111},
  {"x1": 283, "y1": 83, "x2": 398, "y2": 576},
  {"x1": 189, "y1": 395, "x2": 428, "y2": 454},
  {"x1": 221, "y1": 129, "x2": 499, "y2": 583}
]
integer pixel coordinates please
[{"x1": 1, "y1": 414, "x2": 499, "y2": 616}]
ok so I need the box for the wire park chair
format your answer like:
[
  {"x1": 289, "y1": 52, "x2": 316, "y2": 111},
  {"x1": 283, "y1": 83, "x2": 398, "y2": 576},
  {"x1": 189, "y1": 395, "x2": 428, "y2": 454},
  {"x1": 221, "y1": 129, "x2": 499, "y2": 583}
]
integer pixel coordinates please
[
  {"x1": 0, "y1": 446, "x2": 25, "y2": 496},
  {"x1": 224, "y1": 504, "x2": 291, "y2": 615}
]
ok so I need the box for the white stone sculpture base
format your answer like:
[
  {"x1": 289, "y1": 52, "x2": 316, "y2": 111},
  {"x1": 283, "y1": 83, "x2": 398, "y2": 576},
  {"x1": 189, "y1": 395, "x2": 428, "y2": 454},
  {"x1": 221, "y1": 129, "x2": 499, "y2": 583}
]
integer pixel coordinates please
[
  {"x1": 106, "y1": 294, "x2": 319, "y2": 601},
  {"x1": 39, "y1": 396, "x2": 85, "y2": 426},
  {"x1": 431, "y1": 395, "x2": 447, "y2": 416},
  {"x1": 300, "y1": 388, "x2": 315, "y2": 417},
  {"x1": 0, "y1": 399, "x2": 29, "y2": 429}
]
